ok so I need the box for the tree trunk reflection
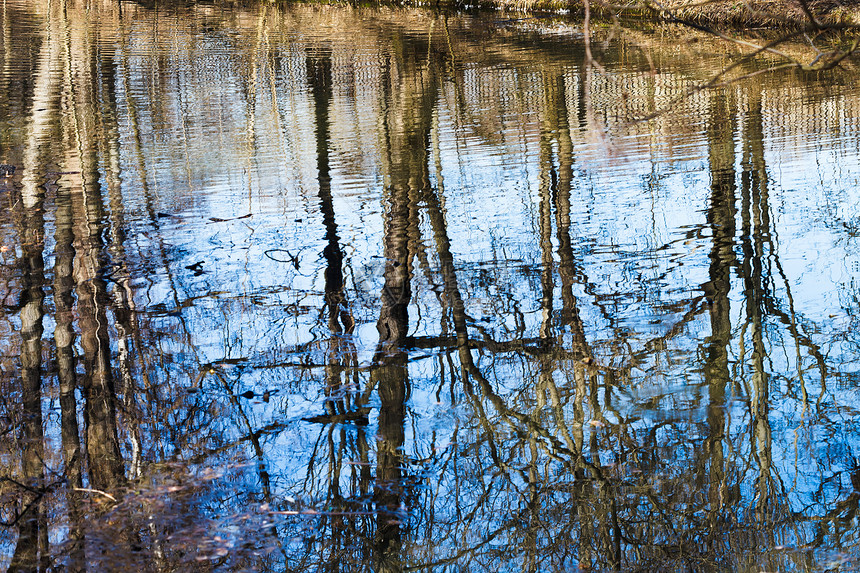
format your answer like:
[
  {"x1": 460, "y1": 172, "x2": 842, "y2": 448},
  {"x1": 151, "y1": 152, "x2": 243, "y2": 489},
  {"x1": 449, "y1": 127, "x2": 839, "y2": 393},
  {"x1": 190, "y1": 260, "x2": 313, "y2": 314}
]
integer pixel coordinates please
[
  {"x1": 371, "y1": 34, "x2": 437, "y2": 572},
  {"x1": 71, "y1": 51, "x2": 125, "y2": 494},
  {"x1": 702, "y1": 89, "x2": 737, "y2": 539},
  {"x1": 8, "y1": 167, "x2": 49, "y2": 573}
]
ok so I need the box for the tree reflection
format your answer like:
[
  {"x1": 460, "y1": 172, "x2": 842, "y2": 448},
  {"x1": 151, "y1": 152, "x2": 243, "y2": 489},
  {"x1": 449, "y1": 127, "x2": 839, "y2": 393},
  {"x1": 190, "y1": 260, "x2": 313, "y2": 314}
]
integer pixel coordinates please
[
  {"x1": 8, "y1": 156, "x2": 49, "y2": 573},
  {"x1": 701, "y1": 88, "x2": 736, "y2": 549},
  {"x1": 54, "y1": 182, "x2": 85, "y2": 572},
  {"x1": 0, "y1": 1, "x2": 859, "y2": 571},
  {"x1": 372, "y1": 29, "x2": 434, "y2": 573}
]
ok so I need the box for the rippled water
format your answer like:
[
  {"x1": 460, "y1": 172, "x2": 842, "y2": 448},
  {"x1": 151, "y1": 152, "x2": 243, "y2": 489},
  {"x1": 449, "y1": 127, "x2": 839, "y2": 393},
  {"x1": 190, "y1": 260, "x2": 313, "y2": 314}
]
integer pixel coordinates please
[{"x1": 2, "y1": 1, "x2": 860, "y2": 571}]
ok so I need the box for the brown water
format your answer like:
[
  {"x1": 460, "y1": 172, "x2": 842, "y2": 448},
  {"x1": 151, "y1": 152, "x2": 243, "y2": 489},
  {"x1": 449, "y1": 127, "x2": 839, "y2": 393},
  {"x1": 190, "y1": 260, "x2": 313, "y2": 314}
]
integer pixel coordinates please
[{"x1": 2, "y1": 1, "x2": 860, "y2": 571}]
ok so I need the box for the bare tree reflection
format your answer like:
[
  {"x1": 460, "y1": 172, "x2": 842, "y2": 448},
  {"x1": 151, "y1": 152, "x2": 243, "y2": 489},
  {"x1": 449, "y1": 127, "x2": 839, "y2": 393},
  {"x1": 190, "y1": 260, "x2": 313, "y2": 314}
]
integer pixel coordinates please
[
  {"x1": 72, "y1": 70, "x2": 125, "y2": 496},
  {"x1": 54, "y1": 182, "x2": 85, "y2": 571},
  {"x1": 1, "y1": 3, "x2": 859, "y2": 571},
  {"x1": 700, "y1": 89, "x2": 738, "y2": 542},
  {"x1": 371, "y1": 31, "x2": 440, "y2": 572},
  {"x1": 7, "y1": 169, "x2": 49, "y2": 573}
]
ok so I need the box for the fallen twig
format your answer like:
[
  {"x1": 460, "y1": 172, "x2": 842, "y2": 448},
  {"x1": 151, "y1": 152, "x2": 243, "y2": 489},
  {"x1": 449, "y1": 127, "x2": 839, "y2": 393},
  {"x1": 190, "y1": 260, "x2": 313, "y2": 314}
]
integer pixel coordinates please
[{"x1": 73, "y1": 487, "x2": 118, "y2": 502}]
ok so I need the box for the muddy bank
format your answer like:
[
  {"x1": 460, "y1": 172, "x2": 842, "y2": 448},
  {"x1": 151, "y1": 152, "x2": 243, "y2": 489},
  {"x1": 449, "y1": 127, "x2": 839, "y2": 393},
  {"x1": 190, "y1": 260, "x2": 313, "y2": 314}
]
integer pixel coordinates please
[
  {"x1": 654, "y1": 0, "x2": 860, "y2": 27},
  {"x1": 520, "y1": 0, "x2": 859, "y2": 27},
  {"x1": 286, "y1": 0, "x2": 860, "y2": 28}
]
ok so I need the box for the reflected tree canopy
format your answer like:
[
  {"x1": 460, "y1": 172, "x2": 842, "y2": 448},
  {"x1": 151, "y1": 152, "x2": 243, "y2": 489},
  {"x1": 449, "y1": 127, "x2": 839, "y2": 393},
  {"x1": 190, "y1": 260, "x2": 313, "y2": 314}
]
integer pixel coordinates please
[{"x1": 0, "y1": 1, "x2": 860, "y2": 571}]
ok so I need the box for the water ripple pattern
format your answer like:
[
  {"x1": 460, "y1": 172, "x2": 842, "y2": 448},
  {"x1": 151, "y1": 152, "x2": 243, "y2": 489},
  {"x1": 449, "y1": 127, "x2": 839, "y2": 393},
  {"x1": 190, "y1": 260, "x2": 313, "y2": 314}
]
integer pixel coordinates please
[{"x1": 1, "y1": 1, "x2": 860, "y2": 571}]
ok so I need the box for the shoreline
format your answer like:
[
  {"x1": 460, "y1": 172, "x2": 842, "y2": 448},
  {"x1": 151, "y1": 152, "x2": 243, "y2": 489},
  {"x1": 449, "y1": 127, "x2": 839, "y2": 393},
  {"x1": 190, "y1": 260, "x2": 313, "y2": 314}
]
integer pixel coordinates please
[{"x1": 288, "y1": 0, "x2": 860, "y2": 29}]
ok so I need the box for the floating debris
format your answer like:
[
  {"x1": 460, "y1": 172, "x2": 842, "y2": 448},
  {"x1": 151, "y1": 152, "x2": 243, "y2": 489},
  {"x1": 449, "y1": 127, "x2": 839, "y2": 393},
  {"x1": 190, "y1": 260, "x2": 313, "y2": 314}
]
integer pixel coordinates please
[{"x1": 208, "y1": 213, "x2": 252, "y2": 223}]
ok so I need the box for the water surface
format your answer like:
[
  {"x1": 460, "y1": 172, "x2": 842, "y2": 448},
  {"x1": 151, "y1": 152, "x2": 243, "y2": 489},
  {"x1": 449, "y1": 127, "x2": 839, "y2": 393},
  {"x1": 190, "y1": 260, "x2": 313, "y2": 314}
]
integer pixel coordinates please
[{"x1": 2, "y1": 1, "x2": 860, "y2": 571}]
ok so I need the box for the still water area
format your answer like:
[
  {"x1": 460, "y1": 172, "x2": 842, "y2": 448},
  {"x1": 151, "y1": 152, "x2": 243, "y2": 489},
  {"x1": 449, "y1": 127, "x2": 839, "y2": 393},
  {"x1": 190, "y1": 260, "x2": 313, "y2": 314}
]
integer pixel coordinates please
[{"x1": 2, "y1": 1, "x2": 860, "y2": 571}]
